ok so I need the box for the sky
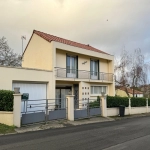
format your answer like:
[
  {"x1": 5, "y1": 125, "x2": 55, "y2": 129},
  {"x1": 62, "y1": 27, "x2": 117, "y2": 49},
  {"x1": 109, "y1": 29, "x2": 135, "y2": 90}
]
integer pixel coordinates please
[{"x1": 0, "y1": 0, "x2": 150, "y2": 63}]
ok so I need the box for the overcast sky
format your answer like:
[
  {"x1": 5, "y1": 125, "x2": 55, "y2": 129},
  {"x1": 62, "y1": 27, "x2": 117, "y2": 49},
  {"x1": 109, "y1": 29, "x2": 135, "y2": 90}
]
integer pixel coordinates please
[{"x1": 0, "y1": 0, "x2": 150, "y2": 62}]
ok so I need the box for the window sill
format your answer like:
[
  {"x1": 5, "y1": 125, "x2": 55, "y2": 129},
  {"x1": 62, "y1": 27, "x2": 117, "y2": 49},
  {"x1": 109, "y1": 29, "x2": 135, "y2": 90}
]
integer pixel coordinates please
[{"x1": 90, "y1": 94, "x2": 102, "y2": 97}]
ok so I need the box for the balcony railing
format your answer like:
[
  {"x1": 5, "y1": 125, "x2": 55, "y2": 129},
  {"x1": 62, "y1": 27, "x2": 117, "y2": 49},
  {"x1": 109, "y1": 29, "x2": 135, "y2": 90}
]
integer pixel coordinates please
[{"x1": 55, "y1": 67, "x2": 113, "y2": 82}]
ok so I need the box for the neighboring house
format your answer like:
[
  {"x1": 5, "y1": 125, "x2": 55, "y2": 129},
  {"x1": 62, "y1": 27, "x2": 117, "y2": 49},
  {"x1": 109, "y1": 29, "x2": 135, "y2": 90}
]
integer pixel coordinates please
[
  {"x1": 140, "y1": 85, "x2": 150, "y2": 98},
  {"x1": 116, "y1": 87, "x2": 143, "y2": 97},
  {"x1": 21, "y1": 30, "x2": 115, "y2": 107}
]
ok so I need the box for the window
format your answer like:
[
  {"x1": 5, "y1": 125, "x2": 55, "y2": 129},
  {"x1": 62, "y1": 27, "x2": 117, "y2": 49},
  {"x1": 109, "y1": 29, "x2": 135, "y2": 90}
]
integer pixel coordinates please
[
  {"x1": 66, "y1": 55, "x2": 77, "y2": 78},
  {"x1": 90, "y1": 60, "x2": 99, "y2": 79},
  {"x1": 91, "y1": 86, "x2": 107, "y2": 94}
]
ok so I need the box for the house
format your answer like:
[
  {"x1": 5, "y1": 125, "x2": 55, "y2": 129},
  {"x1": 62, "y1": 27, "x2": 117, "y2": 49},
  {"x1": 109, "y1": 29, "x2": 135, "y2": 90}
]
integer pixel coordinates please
[
  {"x1": 116, "y1": 87, "x2": 143, "y2": 97},
  {"x1": 140, "y1": 85, "x2": 150, "y2": 98},
  {"x1": 20, "y1": 30, "x2": 115, "y2": 107},
  {"x1": 0, "y1": 30, "x2": 116, "y2": 126}
]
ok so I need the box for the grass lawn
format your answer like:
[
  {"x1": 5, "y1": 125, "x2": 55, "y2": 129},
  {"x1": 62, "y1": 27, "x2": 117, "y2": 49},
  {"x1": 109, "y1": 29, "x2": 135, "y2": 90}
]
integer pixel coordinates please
[{"x1": 0, "y1": 123, "x2": 15, "y2": 134}]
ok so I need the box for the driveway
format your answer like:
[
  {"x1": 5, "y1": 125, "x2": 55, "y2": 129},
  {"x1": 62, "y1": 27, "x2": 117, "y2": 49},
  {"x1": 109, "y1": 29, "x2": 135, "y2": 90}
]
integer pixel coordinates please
[{"x1": 0, "y1": 116, "x2": 150, "y2": 150}]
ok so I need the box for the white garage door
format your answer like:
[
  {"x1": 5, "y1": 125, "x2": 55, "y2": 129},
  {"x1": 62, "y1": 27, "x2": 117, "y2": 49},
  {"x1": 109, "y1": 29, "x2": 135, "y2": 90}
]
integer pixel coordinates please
[{"x1": 12, "y1": 83, "x2": 47, "y2": 113}]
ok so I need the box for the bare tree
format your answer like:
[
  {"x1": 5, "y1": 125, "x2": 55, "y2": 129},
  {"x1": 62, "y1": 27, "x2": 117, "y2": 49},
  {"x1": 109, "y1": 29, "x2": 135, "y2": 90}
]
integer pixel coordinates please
[
  {"x1": 0, "y1": 37, "x2": 21, "y2": 67},
  {"x1": 115, "y1": 48, "x2": 149, "y2": 97},
  {"x1": 115, "y1": 49, "x2": 131, "y2": 97},
  {"x1": 129, "y1": 49, "x2": 150, "y2": 97}
]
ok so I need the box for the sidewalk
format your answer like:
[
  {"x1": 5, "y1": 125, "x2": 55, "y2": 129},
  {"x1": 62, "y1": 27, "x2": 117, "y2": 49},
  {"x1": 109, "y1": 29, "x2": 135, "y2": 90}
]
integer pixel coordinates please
[
  {"x1": 2, "y1": 113, "x2": 150, "y2": 135},
  {"x1": 15, "y1": 116, "x2": 114, "y2": 133}
]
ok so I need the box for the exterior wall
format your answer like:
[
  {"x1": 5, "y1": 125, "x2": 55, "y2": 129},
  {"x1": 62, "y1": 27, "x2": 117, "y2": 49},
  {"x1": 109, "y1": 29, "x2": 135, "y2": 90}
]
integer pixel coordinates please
[
  {"x1": 0, "y1": 111, "x2": 13, "y2": 126},
  {"x1": 22, "y1": 33, "x2": 53, "y2": 71},
  {"x1": 107, "y1": 108, "x2": 129, "y2": 116},
  {"x1": 100, "y1": 59, "x2": 108, "y2": 73},
  {"x1": 56, "y1": 49, "x2": 113, "y2": 74},
  {"x1": 79, "y1": 82, "x2": 90, "y2": 101},
  {"x1": 131, "y1": 107, "x2": 147, "y2": 114},
  {"x1": 56, "y1": 49, "x2": 66, "y2": 68},
  {"x1": 136, "y1": 94, "x2": 143, "y2": 97},
  {"x1": 0, "y1": 66, "x2": 55, "y2": 99},
  {"x1": 107, "y1": 107, "x2": 150, "y2": 116},
  {"x1": 108, "y1": 59, "x2": 114, "y2": 74},
  {"x1": 56, "y1": 81, "x2": 115, "y2": 101},
  {"x1": 54, "y1": 42, "x2": 114, "y2": 61},
  {"x1": 116, "y1": 89, "x2": 132, "y2": 97}
]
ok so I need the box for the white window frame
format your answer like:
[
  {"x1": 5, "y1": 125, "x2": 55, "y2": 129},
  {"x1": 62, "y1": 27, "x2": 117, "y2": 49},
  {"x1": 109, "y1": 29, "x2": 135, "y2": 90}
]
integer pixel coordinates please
[
  {"x1": 90, "y1": 85, "x2": 108, "y2": 96},
  {"x1": 66, "y1": 55, "x2": 77, "y2": 78}
]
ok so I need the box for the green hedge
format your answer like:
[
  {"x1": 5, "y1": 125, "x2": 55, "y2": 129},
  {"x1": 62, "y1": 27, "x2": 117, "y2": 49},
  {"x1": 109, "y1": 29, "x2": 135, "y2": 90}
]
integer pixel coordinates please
[
  {"x1": 148, "y1": 98, "x2": 150, "y2": 106},
  {"x1": 89, "y1": 100, "x2": 100, "y2": 108},
  {"x1": 131, "y1": 97, "x2": 146, "y2": 107},
  {"x1": 107, "y1": 96, "x2": 129, "y2": 108},
  {"x1": 0, "y1": 90, "x2": 14, "y2": 111},
  {"x1": 89, "y1": 96, "x2": 100, "y2": 108},
  {"x1": 107, "y1": 96, "x2": 148, "y2": 108}
]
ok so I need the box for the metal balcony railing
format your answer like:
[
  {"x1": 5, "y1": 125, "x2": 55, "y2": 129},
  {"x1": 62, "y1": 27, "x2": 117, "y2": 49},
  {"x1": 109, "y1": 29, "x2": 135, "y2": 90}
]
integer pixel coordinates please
[{"x1": 55, "y1": 67, "x2": 113, "y2": 82}]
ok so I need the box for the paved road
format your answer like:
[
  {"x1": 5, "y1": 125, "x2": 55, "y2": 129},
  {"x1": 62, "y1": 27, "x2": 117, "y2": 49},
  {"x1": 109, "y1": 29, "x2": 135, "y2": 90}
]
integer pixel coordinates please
[{"x1": 0, "y1": 116, "x2": 150, "y2": 150}]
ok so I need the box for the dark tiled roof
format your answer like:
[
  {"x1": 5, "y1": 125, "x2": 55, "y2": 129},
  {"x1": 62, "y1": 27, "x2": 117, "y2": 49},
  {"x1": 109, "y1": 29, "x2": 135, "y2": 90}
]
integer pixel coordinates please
[{"x1": 33, "y1": 30, "x2": 109, "y2": 55}]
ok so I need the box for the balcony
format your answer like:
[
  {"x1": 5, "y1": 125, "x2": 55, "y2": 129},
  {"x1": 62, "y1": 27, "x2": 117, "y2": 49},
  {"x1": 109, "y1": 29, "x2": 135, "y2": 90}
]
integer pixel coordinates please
[{"x1": 55, "y1": 67, "x2": 113, "y2": 82}]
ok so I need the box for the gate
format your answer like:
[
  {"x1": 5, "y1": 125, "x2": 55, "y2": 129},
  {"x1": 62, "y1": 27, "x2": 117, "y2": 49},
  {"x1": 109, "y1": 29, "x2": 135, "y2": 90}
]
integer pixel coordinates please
[
  {"x1": 21, "y1": 98, "x2": 67, "y2": 125},
  {"x1": 74, "y1": 99, "x2": 101, "y2": 119}
]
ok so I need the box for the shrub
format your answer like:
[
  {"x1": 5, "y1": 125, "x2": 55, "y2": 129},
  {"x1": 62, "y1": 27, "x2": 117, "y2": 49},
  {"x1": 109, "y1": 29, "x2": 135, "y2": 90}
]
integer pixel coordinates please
[
  {"x1": 0, "y1": 90, "x2": 14, "y2": 111},
  {"x1": 107, "y1": 96, "x2": 129, "y2": 108},
  {"x1": 89, "y1": 100, "x2": 100, "y2": 108},
  {"x1": 89, "y1": 97, "x2": 100, "y2": 108},
  {"x1": 148, "y1": 98, "x2": 150, "y2": 106},
  {"x1": 97, "y1": 96, "x2": 100, "y2": 103},
  {"x1": 130, "y1": 97, "x2": 146, "y2": 107}
]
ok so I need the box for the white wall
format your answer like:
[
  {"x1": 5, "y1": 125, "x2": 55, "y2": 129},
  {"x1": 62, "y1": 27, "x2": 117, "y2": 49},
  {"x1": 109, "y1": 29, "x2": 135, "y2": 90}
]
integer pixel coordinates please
[
  {"x1": 0, "y1": 66, "x2": 54, "y2": 99},
  {"x1": 107, "y1": 107, "x2": 150, "y2": 116},
  {"x1": 107, "y1": 108, "x2": 129, "y2": 116}
]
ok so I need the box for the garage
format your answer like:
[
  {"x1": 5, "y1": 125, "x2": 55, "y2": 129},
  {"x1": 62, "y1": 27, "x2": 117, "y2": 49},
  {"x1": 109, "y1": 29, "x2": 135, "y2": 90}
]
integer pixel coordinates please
[{"x1": 12, "y1": 82, "x2": 47, "y2": 112}]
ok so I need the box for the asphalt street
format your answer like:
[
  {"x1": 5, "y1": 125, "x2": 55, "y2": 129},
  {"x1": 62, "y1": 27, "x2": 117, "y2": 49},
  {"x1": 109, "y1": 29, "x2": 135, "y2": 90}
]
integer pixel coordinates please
[{"x1": 0, "y1": 116, "x2": 150, "y2": 150}]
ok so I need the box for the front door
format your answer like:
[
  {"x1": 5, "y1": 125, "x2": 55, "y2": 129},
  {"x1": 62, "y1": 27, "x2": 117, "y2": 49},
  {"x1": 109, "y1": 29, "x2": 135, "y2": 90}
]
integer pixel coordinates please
[{"x1": 56, "y1": 88, "x2": 71, "y2": 108}]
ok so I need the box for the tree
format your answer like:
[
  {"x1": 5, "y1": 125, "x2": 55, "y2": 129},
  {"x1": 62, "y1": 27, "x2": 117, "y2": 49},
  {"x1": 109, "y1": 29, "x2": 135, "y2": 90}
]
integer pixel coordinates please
[
  {"x1": 0, "y1": 37, "x2": 21, "y2": 67},
  {"x1": 115, "y1": 49, "x2": 131, "y2": 97},
  {"x1": 115, "y1": 48, "x2": 149, "y2": 97}
]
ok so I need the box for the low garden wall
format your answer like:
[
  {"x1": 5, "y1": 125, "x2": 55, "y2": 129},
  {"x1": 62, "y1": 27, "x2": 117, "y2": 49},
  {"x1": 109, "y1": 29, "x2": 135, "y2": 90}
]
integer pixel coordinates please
[
  {"x1": 0, "y1": 90, "x2": 14, "y2": 126},
  {"x1": 107, "y1": 108, "x2": 129, "y2": 116},
  {"x1": 107, "y1": 96, "x2": 150, "y2": 116},
  {"x1": 107, "y1": 107, "x2": 150, "y2": 116},
  {"x1": 0, "y1": 111, "x2": 13, "y2": 126}
]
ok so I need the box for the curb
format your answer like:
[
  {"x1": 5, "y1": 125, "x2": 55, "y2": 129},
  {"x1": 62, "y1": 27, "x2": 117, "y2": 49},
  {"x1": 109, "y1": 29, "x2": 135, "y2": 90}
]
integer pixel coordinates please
[{"x1": 111, "y1": 113, "x2": 150, "y2": 121}]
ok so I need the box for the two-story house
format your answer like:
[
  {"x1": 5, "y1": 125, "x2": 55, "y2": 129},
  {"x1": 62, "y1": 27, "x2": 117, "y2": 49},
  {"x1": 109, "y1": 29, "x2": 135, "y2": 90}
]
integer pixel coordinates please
[{"x1": 22, "y1": 30, "x2": 115, "y2": 107}]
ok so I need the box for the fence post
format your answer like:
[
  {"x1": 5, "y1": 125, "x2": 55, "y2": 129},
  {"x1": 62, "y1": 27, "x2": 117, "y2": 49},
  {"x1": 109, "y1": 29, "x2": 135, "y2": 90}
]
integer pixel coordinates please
[
  {"x1": 66, "y1": 95, "x2": 75, "y2": 121},
  {"x1": 87, "y1": 98, "x2": 90, "y2": 118},
  {"x1": 13, "y1": 94, "x2": 22, "y2": 127},
  {"x1": 100, "y1": 96, "x2": 107, "y2": 117},
  {"x1": 146, "y1": 98, "x2": 148, "y2": 113},
  {"x1": 45, "y1": 99, "x2": 48, "y2": 124},
  {"x1": 128, "y1": 98, "x2": 131, "y2": 115}
]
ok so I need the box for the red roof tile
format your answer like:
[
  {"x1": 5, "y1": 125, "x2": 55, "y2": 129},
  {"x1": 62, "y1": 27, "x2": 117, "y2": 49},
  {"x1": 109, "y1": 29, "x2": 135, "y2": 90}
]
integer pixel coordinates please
[
  {"x1": 118, "y1": 87, "x2": 143, "y2": 94},
  {"x1": 33, "y1": 30, "x2": 109, "y2": 55}
]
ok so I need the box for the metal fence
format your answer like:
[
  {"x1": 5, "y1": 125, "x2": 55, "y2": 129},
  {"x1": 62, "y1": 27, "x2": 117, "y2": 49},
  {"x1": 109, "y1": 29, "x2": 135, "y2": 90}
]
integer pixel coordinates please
[
  {"x1": 74, "y1": 99, "x2": 101, "y2": 119},
  {"x1": 55, "y1": 67, "x2": 113, "y2": 82},
  {"x1": 21, "y1": 98, "x2": 67, "y2": 125}
]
